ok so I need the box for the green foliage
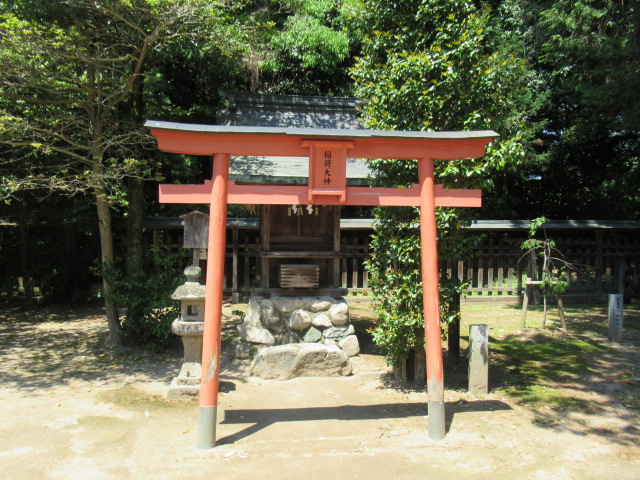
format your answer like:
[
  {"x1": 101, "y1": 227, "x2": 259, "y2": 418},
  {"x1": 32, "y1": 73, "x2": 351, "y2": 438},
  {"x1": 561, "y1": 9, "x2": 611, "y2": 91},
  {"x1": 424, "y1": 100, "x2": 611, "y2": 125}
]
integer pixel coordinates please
[
  {"x1": 365, "y1": 210, "x2": 423, "y2": 364},
  {"x1": 268, "y1": 12, "x2": 349, "y2": 71},
  {"x1": 256, "y1": 0, "x2": 357, "y2": 94},
  {"x1": 106, "y1": 248, "x2": 188, "y2": 351},
  {"x1": 0, "y1": 0, "x2": 249, "y2": 201},
  {"x1": 0, "y1": 0, "x2": 250, "y2": 345},
  {"x1": 489, "y1": 0, "x2": 640, "y2": 219},
  {"x1": 352, "y1": 0, "x2": 535, "y2": 365}
]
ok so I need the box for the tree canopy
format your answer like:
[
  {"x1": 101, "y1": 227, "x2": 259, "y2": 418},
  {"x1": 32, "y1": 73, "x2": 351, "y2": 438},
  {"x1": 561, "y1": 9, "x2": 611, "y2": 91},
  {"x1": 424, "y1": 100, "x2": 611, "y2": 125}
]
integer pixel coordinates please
[
  {"x1": 0, "y1": 0, "x2": 637, "y2": 353},
  {"x1": 483, "y1": 0, "x2": 640, "y2": 219},
  {"x1": 251, "y1": 0, "x2": 357, "y2": 95},
  {"x1": 0, "y1": 0, "x2": 248, "y2": 344}
]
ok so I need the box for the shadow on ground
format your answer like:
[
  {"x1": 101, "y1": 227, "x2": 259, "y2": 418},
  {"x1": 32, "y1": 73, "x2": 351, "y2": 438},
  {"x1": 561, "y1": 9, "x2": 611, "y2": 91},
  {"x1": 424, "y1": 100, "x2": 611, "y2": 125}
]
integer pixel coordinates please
[
  {"x1": 218, "y1": 399, "x2": 511, "y2": 444},
  {"x1": 0, "y1": 302, "x2": 181, "y2": 391}
]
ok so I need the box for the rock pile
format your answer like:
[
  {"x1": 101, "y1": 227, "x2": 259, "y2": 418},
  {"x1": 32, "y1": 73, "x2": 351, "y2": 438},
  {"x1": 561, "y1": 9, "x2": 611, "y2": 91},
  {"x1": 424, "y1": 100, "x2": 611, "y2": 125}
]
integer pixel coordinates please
[{"x1": 234, "y1": 295, "x2": 360, "y2": 379}]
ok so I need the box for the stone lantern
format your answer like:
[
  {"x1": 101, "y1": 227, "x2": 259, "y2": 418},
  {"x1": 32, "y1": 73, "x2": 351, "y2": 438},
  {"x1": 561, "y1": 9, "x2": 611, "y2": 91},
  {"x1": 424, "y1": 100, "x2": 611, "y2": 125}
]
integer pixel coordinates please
[{"x1": 167, "y1": 265, "x2": 206, "y2": 400}]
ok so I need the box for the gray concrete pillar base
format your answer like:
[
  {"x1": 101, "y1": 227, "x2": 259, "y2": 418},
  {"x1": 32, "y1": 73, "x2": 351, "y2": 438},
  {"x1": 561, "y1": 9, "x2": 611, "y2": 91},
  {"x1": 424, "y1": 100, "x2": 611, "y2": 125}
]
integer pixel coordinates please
[
  {"x1": 428, "y1": 401, "x2": 445, "y2": 440},
  {"x1": 196, "y1": 406, "x2": 218, "y2": 449}
]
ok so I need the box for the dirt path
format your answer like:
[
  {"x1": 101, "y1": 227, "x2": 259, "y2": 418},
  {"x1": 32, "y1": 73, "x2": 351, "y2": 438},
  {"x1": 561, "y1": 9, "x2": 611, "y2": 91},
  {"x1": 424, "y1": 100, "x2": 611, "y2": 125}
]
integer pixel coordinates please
[{"x1": 1, "y1": 302, "x2": 639, "y2": 479}]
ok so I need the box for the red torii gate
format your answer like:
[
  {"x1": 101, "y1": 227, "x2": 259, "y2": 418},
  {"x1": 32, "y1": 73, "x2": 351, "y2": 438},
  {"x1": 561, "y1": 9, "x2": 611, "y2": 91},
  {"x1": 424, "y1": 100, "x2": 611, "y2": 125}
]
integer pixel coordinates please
[{"x1": 145, "y1": 120, "x2": 498, "y2": 449}]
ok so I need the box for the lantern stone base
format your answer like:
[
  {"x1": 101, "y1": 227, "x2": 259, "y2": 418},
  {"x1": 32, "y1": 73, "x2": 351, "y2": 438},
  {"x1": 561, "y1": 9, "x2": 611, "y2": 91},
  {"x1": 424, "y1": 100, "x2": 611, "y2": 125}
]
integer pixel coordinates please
[
  {"x1": 167, "y1": 378, "x2": 201, "y2": 401},
  {"x1": 167, "y1": 319, "x2": 204, "y2": 400}
]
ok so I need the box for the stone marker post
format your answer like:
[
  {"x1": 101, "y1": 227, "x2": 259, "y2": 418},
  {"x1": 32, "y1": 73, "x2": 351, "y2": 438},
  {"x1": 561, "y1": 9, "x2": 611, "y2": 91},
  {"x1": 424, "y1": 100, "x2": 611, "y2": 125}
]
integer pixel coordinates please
[
  {"x1": 608, "y1": 294, "x2": 624, "y2": 342},
  {"x1": 468, "y1": 324, "x2": 489, "y2": 395}
]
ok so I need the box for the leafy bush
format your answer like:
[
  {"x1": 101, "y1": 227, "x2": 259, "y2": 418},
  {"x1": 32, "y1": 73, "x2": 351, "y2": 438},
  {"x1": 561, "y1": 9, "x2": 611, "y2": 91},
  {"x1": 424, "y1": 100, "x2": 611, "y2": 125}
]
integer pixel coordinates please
[{"x1": 107, "y1": 248, "x2": 188, "y2": 351}]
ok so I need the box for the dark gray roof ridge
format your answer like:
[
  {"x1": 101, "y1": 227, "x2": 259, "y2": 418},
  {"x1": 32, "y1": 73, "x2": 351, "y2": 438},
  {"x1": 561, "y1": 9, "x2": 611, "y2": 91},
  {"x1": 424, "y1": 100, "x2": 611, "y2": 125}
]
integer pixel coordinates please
[
  {"x1": 144, "y1": 120, "x2": 498, "y2": 141},
  {"x1": 468, "y1": 220, "x2": 640, "y2": 230}
]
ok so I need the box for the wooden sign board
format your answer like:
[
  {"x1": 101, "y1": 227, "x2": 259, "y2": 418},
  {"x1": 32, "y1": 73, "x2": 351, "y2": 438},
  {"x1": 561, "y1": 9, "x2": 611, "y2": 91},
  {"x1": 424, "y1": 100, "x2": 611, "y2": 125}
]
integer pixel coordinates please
[
  {"x1": 279, "y1": 264, "x2": 320, "y2": 289},
  {"x1": 303, "y1": 140, "x2": 353, "y2": 204},
  {"x1": 182, "y1": 211, "x2": 209, "y2": 249}
]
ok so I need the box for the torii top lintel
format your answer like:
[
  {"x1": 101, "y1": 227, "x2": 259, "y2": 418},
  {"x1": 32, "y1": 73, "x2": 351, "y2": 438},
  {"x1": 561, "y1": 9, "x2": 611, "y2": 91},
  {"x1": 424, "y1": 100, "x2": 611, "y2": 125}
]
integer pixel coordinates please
[
  {"x1": 145, "y1": 120, "x2": 499, "y2": 207},
  {"x1": 146, "y1": 121, "x2": 498, "y2": 160}
]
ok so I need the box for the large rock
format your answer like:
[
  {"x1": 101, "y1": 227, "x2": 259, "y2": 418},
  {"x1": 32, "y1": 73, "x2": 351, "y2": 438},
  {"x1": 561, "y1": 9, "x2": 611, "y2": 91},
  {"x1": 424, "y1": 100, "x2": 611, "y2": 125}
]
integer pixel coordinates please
[
  {"x1": 310, "y1": 298, "x2": 333, "y2": 312},
  {"x1": 329, "y1": 301, "x2": 349, "y2": 326},
  {"x1": 250, "y1": 343, "x2": 352, "y2": 380},
  {"x1": 338, "y1": 335, "x2": 360, "y2": 357},
  {"x1": 244, "y1": 296, "x2": 263, "y2": 327},
  {"x1": 273, "y1": 297, "x2": 306, "y2": 315},
  {"x1": 288, "y1": 309, "x2": 312, "y2": 330},
  {"x1": 274, "y1": 330, "x2": 301, "y2": 345},
  {"x1": 303, "y1": 326, "x2": 322, "y2": 343},
  {"x1": 260, "y1": 299, "x2": 285, "y2": 333},
  {"x1": 323, "y1": 324, "x2": 355, "y2": 340},
  {"x1": 311, "y1": 313, "x2": 332, "y2": 328},
  {"x1": 237, "y1": 325, "x2": 275, "y2": 345}
]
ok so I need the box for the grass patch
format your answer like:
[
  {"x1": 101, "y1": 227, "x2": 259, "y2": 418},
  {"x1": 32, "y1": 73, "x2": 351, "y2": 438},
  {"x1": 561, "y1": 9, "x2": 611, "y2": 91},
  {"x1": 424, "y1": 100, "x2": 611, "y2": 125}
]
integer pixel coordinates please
[
  {"x1": 97, "y1": 385, "x2": 195, "y2": 412},
  {"x1": 459, "y1": 303, "x2": 640, "y2": 409},
  {"x1": 490, "y1": 333, "x2": 609, "y2": 402},
  {"x1": 502, "y1": 384, "x2": 597, "y2": 412}
]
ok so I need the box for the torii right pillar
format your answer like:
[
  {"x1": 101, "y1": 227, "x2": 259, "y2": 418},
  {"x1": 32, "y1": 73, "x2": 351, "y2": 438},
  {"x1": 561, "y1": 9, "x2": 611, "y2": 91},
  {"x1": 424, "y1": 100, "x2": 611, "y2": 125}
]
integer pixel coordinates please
[{"x1": 419, "y1": 157, "x2": 446, "y2": 439}]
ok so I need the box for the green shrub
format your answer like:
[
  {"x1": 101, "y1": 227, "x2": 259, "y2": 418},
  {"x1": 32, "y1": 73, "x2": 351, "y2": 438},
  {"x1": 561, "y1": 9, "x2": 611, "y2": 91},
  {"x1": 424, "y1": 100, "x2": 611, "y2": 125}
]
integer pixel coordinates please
[{"x1": 107, "y1": 248, "x2": 188, "y2": 351}]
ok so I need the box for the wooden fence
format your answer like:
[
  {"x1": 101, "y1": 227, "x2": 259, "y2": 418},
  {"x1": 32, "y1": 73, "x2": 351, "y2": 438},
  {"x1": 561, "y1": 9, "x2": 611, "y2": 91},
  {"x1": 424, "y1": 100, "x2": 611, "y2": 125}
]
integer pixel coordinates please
[
  {"x1": 444, "y1": 228, "x2": 640, "y2": 302},
  {"x1": 151, "y1": 220, "x2": 640, "y2": 302}
]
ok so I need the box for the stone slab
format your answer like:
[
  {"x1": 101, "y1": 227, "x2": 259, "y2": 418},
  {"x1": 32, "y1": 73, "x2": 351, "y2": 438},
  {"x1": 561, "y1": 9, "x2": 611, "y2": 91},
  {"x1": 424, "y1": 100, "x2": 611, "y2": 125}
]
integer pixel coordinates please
[{"x1": 250, "y1": 343, "x2": 352, "y2": 380}]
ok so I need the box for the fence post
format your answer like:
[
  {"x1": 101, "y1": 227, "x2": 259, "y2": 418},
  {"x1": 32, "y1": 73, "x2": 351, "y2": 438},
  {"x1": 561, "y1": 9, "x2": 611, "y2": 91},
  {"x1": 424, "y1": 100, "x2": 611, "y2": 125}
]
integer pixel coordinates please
[
  {"x1": 232, "y1": 228, "x2": 239, "y2": 303},
  {"x1": 528, "y1": 250, "x2": 540, "y2": 305},
  {"x1": 520, "y1": 278, "x2": 531, "y2": 328}
]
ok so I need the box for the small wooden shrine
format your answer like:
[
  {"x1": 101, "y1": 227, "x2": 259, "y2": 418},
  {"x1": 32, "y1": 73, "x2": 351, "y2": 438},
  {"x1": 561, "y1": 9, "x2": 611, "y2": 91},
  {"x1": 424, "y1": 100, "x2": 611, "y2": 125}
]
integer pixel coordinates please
[{"x1": 257, "y1": 204, "x2": 342, "y2": 295}]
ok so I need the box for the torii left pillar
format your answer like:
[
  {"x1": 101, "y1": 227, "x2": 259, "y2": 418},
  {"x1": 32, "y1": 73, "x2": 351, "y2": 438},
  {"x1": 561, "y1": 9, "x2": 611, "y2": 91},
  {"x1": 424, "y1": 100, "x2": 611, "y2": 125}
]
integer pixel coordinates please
[{"x1": 197, "y1": 153, "x2": 229, "y2": 449}]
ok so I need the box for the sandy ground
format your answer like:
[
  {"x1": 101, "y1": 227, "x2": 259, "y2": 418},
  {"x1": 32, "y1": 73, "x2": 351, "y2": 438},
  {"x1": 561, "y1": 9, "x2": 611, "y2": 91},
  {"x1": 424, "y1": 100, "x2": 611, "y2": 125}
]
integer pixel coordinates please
[{"x1": 1, "y1": 302, "x2": 639, "y2": 480}]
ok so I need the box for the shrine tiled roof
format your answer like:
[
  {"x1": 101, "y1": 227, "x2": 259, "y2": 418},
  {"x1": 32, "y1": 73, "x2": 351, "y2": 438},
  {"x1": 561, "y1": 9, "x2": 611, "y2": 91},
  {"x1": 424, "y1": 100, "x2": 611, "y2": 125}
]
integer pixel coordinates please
[{"x1": 217, "y1": 92, "x2": 369, "y2": 185}]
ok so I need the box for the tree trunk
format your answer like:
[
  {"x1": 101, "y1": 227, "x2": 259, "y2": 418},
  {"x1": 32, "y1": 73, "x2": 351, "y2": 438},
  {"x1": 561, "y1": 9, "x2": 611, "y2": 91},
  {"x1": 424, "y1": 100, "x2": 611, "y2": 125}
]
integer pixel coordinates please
[
  {"x1": 404, "y1": 347, "x2": 427, "y2": 385},
  {"x1": 93, "y1": 168, "x2": 123, "y2": 346},
  {"x1": 412, "y1": 346, "x2": 426, "y2": 385},
  {"x1": 447, "y1": 318, "x2": 460, "y2": 365}
]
